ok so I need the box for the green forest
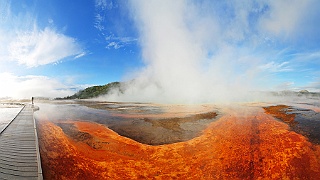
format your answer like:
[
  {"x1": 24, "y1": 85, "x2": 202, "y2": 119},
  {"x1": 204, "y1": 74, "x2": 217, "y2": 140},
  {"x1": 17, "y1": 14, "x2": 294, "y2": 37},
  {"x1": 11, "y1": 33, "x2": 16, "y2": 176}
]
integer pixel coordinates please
[{"x1": 57, "y1": 82, "x2": 122, "y2": 99}]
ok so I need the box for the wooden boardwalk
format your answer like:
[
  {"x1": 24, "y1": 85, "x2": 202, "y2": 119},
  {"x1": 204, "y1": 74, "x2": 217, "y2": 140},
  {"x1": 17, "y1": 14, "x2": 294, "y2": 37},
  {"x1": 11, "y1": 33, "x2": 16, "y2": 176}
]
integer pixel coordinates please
[{"x1": 0, "y1": 105, "x2": 43, "y2": 180}]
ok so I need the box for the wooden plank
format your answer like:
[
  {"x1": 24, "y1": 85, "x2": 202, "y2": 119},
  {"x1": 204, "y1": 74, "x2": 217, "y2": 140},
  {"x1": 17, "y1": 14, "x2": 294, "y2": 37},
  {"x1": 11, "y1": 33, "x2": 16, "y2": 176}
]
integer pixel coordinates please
[
  {"x1": 0, "y1": 172, "x2": 38, "y2": 180},
  {"x1": 0, "y1": 160, "x2": 38, "y2": 167},
  {"x1": 0, "y1": 169, "x2": 38, "y2": 177},
  {"x1": 0, "y1": 105, "x2": 43, "y2": 180},
  {"x1": 0, "y1": 164, "x2": 38, "y2": 172}
]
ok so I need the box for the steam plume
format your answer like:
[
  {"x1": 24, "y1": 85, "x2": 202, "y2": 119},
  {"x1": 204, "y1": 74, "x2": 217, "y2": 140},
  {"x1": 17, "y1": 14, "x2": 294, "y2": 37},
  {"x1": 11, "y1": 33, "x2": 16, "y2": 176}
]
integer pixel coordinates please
[{"x1": 104, "y1": 0, "x2": 314, "y2": 103}]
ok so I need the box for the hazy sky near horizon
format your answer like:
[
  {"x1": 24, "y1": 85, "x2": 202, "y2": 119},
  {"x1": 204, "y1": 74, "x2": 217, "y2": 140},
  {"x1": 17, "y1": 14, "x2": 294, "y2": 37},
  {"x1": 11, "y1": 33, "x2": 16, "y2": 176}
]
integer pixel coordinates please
[{"x1": 0, "y1": 0, "x2": 320, "y2": 100}]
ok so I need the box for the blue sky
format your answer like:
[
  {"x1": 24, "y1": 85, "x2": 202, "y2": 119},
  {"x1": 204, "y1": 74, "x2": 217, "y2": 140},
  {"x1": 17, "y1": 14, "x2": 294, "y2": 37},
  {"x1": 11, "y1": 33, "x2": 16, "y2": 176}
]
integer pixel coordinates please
[{"x1": 0, "y1": 0, "x2": 320, "y2": 100}]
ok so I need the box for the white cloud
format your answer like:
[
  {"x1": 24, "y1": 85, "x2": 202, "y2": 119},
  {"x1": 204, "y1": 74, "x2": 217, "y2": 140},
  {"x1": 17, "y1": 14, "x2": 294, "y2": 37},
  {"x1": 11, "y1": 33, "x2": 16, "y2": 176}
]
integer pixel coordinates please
[
  {"x1": 274, "y1": 81, "x2": 295, "y2": 90},
  {"x1": 74, "y1": 52, "x2": 86, "y2": 59},
  {"x1": 0, "y1": 0, "x2": 11, "y2": 24},
  {"x1": 106, "y1": 42, "x2": 122, "y2": 49},
  {"x1": 94, "y1": 14, "x2": 105, "y2": 31},
  {"x1": 94, "y1": 0, "x2": 113, "y2": 32},
  {"x1": 105, "y1": 36, "x2": 137, "y2": 49},
  {"x1": 0, "y1": 1, "x2": 85, "y2": 68},
  {"x1": 259, "y1": 61, "x2": 292, "y2": 72},
  {"x1": 0, "y1": 0, "x2": 88, "y2": 99},
  {"x1": 94, "y1": 0, "x2": 137, "y2": 49},
  {"x1": 259, "y1": 0, "x2": 315, "y2": 38},
  {"x1": 48, "y1": 18, "x2": 54, "y2": 24},
  {"x1": 8, "y1": 27, "x2": 84, "y2": 67},
  {"x1": 302, "y1": 80, "x2": 320, "y2": 92},
  {"x1": 0, "y1": 73, "x2": 80, "y2": 99},
  {"x1": 95, "y1": 0, "x2": 113, "y2": 10},
  {"x1": 290, "y1": 51, "x2": 320, "y2": 63}
]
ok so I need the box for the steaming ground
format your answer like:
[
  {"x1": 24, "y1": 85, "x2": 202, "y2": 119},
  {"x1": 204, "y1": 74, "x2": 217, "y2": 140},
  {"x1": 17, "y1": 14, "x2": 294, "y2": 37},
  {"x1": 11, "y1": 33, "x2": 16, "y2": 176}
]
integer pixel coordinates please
[
  {"x1": 35, "y1": 98, "x2": 320, "y2": 179},
  {"x1": 35, "y1": 93, "x2": 320, "y2": 145}
]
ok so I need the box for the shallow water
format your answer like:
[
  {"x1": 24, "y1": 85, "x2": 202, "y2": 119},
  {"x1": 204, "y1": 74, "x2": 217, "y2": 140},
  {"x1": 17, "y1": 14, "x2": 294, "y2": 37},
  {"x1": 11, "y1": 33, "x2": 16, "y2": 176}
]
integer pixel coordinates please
[
  {"x1": 34, "y1": 101, "x2": 219, "y2": 145},
  {"x1": 283, "y1": 106, "x2": 320, "y2": 144},
  {"x1": 0, "y1": 105, "x2": 23, "y2": 132}
]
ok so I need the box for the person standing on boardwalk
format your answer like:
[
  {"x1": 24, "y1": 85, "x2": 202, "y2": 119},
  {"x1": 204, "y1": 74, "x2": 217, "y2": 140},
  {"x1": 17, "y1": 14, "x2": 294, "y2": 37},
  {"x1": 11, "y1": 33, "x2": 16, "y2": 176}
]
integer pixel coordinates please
[{"x1": 31, "y1": 97, "x2": 34, "y2": 105}]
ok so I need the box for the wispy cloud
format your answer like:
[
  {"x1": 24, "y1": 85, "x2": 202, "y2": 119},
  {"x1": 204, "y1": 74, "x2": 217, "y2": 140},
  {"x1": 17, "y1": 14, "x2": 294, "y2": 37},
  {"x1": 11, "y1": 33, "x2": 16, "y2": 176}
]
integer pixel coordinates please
[
  {"x1": 259, "y1": 61, "x2": 292, "y2": 72},
  {"x1": 0, "y1": 0, "x2": 11, "y2": 23},
  {"x1": 288, "y1": 51, "x2": 320, "y2": 63},
  {"x1": 106, "y1": 42, "x2": 122, "y2": 49},
  {"x1": 8, "y1": 27, "x2": 84, "y2": 67},
  {"x1": 94, "y1": 0, "x2": 137, "y2": 49},
  {"x1": 299, "y1": 79, "x2": 320, "y2": 92},
  {"x1": 275, "y1": 81, "x2": 295, "y2": 90},
  {"x1": 74, "y1": 52, "x2": 86, "y2": 59},
  {"x1": 94, "y1": 0, "x2": 113, "y2": 33},
  {"x1": 0, "y1": 1, "x2": 85, "y2": 68},
  {"x1": 95, "y1": 0, "x2": 113, "y2": 10},
  {"x1": 105, "y1": 36, "x2": 137, "y2": 49},
  {"x1": 0, "y1": 0, "x2": 88, "y2": 99},
  {"x1": 94, "y1": 14, "x2": 105, "y2": 31}
]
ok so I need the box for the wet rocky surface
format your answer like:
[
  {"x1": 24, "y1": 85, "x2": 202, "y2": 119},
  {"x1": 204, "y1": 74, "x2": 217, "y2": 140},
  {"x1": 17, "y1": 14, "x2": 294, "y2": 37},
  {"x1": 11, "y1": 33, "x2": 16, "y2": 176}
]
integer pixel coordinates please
[
  {"x1": 35, "y1": 101, "x2": 219, "y2": 145},
  {"x1": 111, "y1": 111, "x2": 218, "y2": 145},
  {"x1": 55, "y1": 122, "x2": 109, "y2": 149},
  {"x1": 264, "y1": 105, "x2": 320, "y2": 144},
  {"x1": 36, "y1": 103, "x2": 320, "y2": 179}
]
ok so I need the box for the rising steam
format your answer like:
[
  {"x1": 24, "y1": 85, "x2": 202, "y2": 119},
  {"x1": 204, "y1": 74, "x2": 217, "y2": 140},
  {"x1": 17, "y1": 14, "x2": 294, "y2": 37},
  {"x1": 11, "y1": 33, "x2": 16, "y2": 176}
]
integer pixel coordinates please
[{"x1": 103, "y1": 0, "x2": 313, "y2": 104}]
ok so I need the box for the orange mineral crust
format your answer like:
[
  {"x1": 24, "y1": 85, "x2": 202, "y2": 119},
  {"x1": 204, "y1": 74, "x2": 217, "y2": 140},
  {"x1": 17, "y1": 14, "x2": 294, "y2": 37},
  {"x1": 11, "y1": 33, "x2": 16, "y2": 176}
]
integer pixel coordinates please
[
  {"x1": 263, "y1": 105, "x2": 296, "y2": 124},
  {"x1": 37, "y1": 107, "x2": 320, "y2": 179}
]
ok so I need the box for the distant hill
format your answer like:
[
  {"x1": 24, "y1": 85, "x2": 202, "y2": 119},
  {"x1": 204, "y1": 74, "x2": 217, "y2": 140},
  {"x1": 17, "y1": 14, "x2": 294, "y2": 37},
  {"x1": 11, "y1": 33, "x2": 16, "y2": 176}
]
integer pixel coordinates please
[
  {"x1": 299, "y1": 89, "x2": 309, "y2": 94},
  {"x1": 269, "y1": 90, "x2": 320, "y2": 97},
  {"x1": 56, "y1": 82, "x2": 122, "y2": 99}
]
